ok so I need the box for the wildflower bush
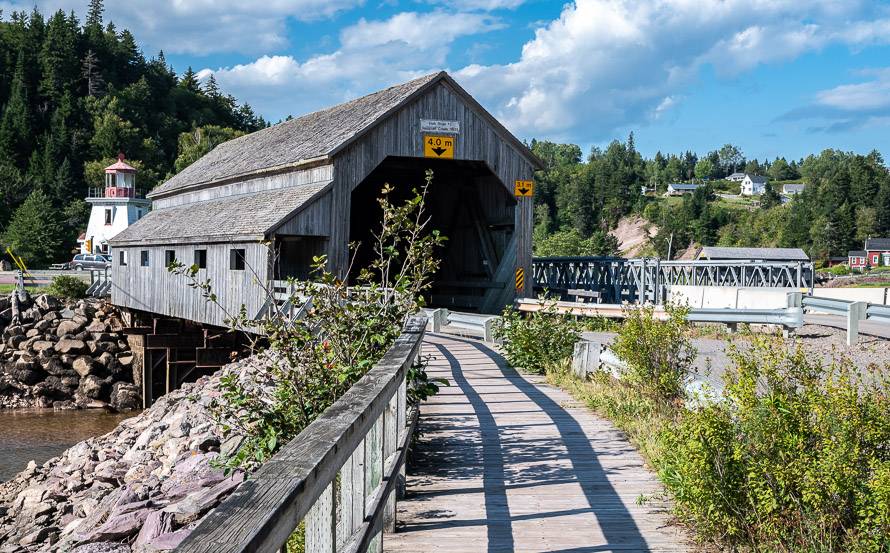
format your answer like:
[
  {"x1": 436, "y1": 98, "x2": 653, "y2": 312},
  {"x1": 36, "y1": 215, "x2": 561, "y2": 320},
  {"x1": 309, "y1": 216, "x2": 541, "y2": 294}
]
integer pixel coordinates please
[
  {"x1": 171, "y1": 171, "x2": 446, "y2": 472},
  {"x1": 494, "y1": 299, "x2": 580, "y2": 374},
  {"x1": 659, "y1": 339, "x2": 890, "y2": 551},
  {"x1": 45, "y1": 274, "x2": 89, "y2": 299},
  {"x1": 611, "y1": 304, "x2": 696, "y2": 400}
]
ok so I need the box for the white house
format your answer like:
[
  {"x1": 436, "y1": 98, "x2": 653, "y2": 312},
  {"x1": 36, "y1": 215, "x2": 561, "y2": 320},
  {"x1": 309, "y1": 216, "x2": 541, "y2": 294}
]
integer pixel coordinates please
[
  {"x1": 666, "y1": 183, "x2": 699, "y2": 196},
  {"x1": 782, "y1": 183, "x2": 805, "y2": 195},
  {"x1": 740, "y1": 174, "x2": 769, "y2": 196},
  {"x1": 726, "y1": 172, "x2": 747, "y2": 182},
  {"x1": 80, "y1": 154, "x2": 151, "y2": 254}
]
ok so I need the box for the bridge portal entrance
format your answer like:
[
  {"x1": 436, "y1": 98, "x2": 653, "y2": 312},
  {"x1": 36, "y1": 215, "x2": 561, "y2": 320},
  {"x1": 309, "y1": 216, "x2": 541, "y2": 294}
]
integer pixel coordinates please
[{"x1": 350, "y1": 156, "x2": 517, "y2": 313}]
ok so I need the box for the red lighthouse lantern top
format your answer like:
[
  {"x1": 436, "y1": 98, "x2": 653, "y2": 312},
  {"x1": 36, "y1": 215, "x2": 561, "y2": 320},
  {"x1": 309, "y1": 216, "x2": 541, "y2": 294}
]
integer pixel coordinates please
[{"x1": 104, "y1": 153, "x2": 137, "y2": 197}]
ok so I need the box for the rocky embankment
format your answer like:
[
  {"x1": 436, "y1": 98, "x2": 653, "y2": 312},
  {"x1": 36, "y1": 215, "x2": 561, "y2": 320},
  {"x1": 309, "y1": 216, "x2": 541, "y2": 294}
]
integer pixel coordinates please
[
  {"x1": 0, "y1": 294, "x2": 140, "y2": 410},
  {"x1": 0, "y1": 355, "x2": 269, "y2": 552}
]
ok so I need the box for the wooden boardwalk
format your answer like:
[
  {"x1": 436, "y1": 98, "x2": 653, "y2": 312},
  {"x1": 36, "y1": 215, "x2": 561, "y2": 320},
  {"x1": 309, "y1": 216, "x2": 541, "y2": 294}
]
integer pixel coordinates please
[{"x1": 387, "y1": 334, "x2": 693, "y2": 553}]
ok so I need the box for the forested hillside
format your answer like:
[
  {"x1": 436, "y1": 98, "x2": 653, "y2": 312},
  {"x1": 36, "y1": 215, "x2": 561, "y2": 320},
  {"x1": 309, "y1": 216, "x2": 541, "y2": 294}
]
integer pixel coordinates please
[
  {"x1": 0, "y1": 1, "x2": 265, "y2": 267},
  {"x1": 531, "y1": 136, "x2": 890, "y2": 261}
]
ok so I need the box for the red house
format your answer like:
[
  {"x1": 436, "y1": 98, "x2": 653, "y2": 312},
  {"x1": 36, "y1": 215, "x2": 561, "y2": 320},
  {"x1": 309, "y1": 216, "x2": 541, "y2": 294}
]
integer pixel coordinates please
[
  {"x1": 849, "y1": 238, "x2": 890, "y2": 270},
  {"x1": 866, "y1": 238, "x2": 890, "y2": 267}
]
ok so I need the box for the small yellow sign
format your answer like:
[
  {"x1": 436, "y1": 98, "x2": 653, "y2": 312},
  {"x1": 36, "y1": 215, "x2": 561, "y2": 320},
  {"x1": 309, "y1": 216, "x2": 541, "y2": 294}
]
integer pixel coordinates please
[
  {"x1": 424, "y1": 135, "x2": 455, "y2": 159},
  {"x1": 514, "y1": 180, "x2": 534, "y2": 197},
  {"x1": 515, "y1": 267, "x2": 525, "y2": 293}
]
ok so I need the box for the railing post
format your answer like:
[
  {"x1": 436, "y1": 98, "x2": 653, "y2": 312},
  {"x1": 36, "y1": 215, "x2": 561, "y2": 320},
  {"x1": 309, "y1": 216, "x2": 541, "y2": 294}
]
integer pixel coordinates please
[
  {"x1": 848, "y1": 302, "x2": 866, "y2": 346},
  {"x1": 306, "y1": 482, "x2": 336, "y2": 553},
  {"x1": 364, "y1": 413, "x2": 384, "y2": 553},
  {"x1": 383, "y1": 377, "x2": 400, "y2": 533}
]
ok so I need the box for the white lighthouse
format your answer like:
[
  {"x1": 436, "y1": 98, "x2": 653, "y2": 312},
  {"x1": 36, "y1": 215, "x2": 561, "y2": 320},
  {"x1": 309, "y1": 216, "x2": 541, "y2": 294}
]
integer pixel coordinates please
[{"x1": 81, "y1": 153, "x2": 151, "y2": 254}]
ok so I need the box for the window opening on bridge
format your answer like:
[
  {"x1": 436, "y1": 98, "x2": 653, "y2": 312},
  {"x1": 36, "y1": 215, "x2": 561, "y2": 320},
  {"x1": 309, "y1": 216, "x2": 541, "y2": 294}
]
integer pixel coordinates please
[
  {"x1": 104, "y1": 208, "x2": 112, "y2": 225},
  {"x1": 140, "y1": 250, "x2": 149, "y2": 267},
  {"x1": 119, "y1": 250, "x2": 127, "y2": 266},
  {"x1": 164, "y1": 250, "x2": 175, "y2": 267},
  {"x1": 274, "y1": 236, "x2": 327, "y2": 281},
  {"x1": 230, "y1": 248, "x2": 246, "y2": 271},
  {"x1": 194, "y1": 249, "x2": 207, "y2": 269}
]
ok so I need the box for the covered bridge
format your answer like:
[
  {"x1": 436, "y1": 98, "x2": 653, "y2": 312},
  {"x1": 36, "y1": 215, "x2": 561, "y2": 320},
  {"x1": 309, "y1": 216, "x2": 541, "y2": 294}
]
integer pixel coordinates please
[{"x1": 110, "y1": 71, "x2": 541, "y2": 329}]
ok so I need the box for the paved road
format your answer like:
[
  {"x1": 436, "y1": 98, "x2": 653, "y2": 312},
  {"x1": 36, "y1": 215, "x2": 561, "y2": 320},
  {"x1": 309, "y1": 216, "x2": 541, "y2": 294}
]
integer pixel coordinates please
[
  {"x1": 804, "y1": 313, "x2": 890, "y2": 340},
  {"x1": 389, "y1": 334, "x2": 693, "y2": 552}
]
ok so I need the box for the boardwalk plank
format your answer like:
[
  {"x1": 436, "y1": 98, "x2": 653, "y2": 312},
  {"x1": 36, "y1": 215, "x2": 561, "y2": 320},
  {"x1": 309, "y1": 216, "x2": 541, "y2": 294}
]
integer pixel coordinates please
[{"x1": 386, "y1": 334, "x2": 693, "y2": 553}]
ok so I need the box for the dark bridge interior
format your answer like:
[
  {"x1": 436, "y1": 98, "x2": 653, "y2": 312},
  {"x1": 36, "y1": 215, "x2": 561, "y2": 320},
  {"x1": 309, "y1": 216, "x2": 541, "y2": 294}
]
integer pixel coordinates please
[{"x1": 349, "y1": 156, "x2": 516, "y2": 313}]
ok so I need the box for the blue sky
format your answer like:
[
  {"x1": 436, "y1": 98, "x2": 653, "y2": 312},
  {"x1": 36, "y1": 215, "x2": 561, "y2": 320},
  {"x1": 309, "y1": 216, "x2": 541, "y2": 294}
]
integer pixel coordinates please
[{"x1": 5, "y1": 0, "x2": 890, "y2": 162}]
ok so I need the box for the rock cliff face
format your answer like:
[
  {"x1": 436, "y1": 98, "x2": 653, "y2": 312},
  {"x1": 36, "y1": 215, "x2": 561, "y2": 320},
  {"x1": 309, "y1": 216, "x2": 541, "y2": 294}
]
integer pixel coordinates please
[
  {"x1": 0, "y1": 355, "x2": 270, "y2": 552},
  {"x1": 0, "y1": 294, "x2": 140, "y2": 411}
]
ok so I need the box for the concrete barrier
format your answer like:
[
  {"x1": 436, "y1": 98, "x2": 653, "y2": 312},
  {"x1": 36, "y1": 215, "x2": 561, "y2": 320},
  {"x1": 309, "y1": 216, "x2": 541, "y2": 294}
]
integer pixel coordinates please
[
  {"x1": 667, "y1": 285, "x2": 798, "y2": 309},
  {"x1": 668, "y1": 285, "x2": 890, "y2": 308},
  {"x1": 812, "y1": 287, "x2": 889, "y2": 305}
]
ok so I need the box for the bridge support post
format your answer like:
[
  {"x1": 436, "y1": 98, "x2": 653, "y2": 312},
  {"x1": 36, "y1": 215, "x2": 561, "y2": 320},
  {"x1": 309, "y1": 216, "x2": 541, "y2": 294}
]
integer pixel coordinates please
[{"x1": 847, "y1": 302, "x2": 866, "y2": 346}]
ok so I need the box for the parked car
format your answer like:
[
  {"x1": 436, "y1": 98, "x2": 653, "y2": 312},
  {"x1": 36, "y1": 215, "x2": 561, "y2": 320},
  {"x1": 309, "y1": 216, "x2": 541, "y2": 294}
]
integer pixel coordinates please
[{"x1": 70, "y1": 253, "x2": 112, "y2": 271}]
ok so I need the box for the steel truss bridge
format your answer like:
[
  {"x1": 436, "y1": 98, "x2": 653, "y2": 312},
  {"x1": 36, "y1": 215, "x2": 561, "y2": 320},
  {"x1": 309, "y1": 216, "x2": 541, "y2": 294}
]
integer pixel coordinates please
[{"x1": 532, "y1": 256, "x2": 814, "y2": 304}]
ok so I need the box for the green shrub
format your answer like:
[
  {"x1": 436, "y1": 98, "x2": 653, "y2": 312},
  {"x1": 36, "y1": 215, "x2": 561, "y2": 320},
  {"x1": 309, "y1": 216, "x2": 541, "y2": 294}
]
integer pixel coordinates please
[
  {"x1": 495, "y1": 300, "x2": 580, "y2": 374},
  {"x1": 823, "y1": 264, "x2": 852, "y2": 276},
  {"x1": 611, "y1": 304, "x2": 696, "y2": 400},
  {"x1": 659, "y1": 339, "x2": 890, "y2": 551},
  {"x1": 45, "y1": 275, "x2": 88, "y2": 299}
]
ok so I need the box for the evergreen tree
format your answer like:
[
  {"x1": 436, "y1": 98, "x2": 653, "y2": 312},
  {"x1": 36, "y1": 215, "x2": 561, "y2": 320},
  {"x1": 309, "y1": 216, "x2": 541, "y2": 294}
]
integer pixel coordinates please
[
  {"x1": 0, "y1": 50, "x2": 33, "y2": 165},
  {"x1": 1, "y1": 189, "x2": 64, "y2": 267},
  {"x1": 86, "y1": 0, "x2": 104, "y2": 29},
  {"x1": 760, "y1": 181, "x2": 781, "y2": 209}
]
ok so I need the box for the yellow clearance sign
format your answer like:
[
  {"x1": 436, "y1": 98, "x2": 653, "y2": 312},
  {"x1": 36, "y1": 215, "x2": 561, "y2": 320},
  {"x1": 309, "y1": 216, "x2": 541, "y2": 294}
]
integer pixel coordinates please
[
  {"x1": 514, "y1": 180, "x2": 534, "y2": 197},
  {"x1": 424, "y1": 135, "x2": 455, "y2": 159}
]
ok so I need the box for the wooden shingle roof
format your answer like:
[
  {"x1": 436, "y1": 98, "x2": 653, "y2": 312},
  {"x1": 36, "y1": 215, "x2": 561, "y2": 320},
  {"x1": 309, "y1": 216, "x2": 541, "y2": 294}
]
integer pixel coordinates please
[
  {"x1": 111, "y1": 182, "x2": 331, "y2": 246},
  {"x1": 149, "y1": 71, "x2": 542, "y2": 199}
]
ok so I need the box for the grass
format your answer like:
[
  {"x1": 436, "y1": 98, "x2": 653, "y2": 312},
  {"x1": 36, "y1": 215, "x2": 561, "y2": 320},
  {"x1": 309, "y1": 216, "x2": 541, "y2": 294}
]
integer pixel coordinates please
[{"x1": 0, "y1": 284, "x2": 40, "y2": 295}]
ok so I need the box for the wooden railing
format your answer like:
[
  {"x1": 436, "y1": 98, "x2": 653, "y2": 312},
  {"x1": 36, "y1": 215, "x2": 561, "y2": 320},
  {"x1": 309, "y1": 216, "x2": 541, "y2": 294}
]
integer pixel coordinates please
[{"x1": 176, "y1": 315, "x2": 427, "y2": 553}]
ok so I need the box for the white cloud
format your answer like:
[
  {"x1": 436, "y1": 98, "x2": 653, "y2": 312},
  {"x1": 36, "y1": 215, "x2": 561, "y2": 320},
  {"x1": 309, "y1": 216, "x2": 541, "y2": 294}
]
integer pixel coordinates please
[
  {"x1": 449, "y1": 0, "x2": 890, "y2": 140},
  {"x1": 816, "y1": 69, "x2": 890, "y2": 111},
  {"x1": 342, "y1": 11, "x2": 502, "y2": 49},
  {"x1": 202, "y1": 10, "x2": 502, "y2": 118},
  {"x1": 0, "y1": 0, "x2": 363, "y2": 55}
]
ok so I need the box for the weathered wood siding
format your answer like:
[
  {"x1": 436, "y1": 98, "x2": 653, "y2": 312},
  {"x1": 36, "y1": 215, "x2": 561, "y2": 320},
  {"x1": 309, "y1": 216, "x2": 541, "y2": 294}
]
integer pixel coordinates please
[
  {"x1": 153, "y1": 165, "x2": 333, "y2": 209},
  {"x1": 111, "y1": 242, "x2": 268, "y2": 328},
  {"x1": 273, "y1": 190, "x2": 332, "y2": 236},
  {"x1": 330, "y1": 80, "x2": 535, "y2": 298}
]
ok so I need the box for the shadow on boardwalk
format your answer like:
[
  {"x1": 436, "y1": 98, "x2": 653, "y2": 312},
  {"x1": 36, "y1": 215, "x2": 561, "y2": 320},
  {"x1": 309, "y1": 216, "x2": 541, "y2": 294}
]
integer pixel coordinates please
[{"x1": 387, "y1": 333, "x2": 692, "y2": 553}]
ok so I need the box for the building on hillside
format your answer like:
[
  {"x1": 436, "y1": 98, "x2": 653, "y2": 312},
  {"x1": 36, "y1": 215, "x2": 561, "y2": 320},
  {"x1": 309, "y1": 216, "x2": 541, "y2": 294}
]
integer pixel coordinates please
[
  {"x1": 666, "y1": 183, "x2": 699, "y2": 196},
  {"x1": 696, "y1": 246, "x2": 810, "y2": 263},
  {"x1": 782, "y1": 183, "x2": 806, "y2": 195},
  {"x1": 865, "y1": 238, "x2": 890, "y2": 267},
  {"x1": 826, "y1": 256, "x2": 848, "y2": 267},
  {"x1": 80, "y1": 154, "x2": 150, "y2": 254},
  {"x1": 726, "y1": 172, "x2": 746, "y2": 182},
  {"x1": 740, "y1": 174, "x2": 769, "y2": 196},
  {"x1": 109, "y1": 71, "x2": 542, "y2": 329},
  {"x1": 848, "y1": 250, "x2": 868, "y2": 271}
]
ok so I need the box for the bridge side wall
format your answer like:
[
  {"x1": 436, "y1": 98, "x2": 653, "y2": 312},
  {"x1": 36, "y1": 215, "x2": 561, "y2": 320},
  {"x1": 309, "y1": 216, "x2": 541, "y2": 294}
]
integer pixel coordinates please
[
  {"x1": 111, "y1": 242, "x2": 269, "y2": 328},
  {"x1": 330, "y1": 80, "x2": 536, "y2": 301}
]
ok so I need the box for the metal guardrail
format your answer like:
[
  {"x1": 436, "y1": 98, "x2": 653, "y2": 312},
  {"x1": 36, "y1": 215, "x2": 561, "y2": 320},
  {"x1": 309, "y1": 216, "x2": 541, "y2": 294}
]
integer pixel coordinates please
[
  {"x1": 800, "y1": 294, "x2": 890, "y2": 345},
  {"x1": 176, "y1": 316, "x2": 426, "y2": 553},
  {"x1": 516, "y1": 298, "x2": 804, "y2": 331},
  {"x1": 423, "y1": 308, "x2": 500, "y2": 342},
  {"x1": 867, "y1": 304, "x2": 890, "y2": 324}
]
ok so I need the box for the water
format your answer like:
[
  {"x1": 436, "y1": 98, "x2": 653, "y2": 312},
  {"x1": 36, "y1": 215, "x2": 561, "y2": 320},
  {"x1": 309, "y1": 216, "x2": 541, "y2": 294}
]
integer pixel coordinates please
[{"x1": 0, "y1": 409, "x2": 135, "y2": 482}]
